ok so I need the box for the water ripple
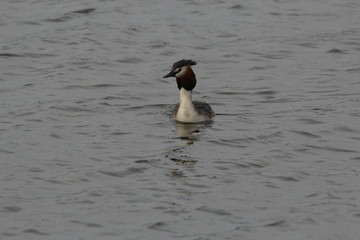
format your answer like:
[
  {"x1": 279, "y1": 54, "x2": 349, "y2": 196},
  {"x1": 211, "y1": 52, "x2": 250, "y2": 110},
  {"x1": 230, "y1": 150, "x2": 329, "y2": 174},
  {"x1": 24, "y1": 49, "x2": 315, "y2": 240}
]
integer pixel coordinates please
[
  {"x1": 304, "y1": 144, "x2": 359, "y2": 153},
  {"x1": 2, "y1": 0, "x2": 360, "y2": 239},
  {"x1": 99, "y1": 167, "x2": 148, "y2": 178},
  {"x1": 45, "y1": 8, "x2": 96, "y2": 22}
]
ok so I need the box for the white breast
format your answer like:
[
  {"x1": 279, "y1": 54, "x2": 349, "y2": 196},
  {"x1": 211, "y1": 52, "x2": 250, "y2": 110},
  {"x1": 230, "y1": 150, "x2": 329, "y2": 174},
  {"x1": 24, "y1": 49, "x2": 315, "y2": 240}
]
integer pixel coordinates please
[{"x1": 173, "y1": 88, "x2": 211, "y2": 123}]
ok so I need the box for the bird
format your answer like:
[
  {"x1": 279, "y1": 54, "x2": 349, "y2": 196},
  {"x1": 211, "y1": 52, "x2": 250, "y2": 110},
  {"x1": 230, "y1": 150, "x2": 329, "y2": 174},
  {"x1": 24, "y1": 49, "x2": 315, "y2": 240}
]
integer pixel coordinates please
[{"x1": 163, "y1": 59, "x2": 215, "y2": 123}]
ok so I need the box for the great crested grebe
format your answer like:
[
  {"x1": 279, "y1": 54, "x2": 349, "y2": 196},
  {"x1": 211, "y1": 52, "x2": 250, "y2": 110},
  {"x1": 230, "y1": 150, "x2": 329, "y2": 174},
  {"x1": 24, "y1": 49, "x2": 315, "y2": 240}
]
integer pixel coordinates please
[{"x1": 163, "y1": 59, "x2": 215, "y2": 123}]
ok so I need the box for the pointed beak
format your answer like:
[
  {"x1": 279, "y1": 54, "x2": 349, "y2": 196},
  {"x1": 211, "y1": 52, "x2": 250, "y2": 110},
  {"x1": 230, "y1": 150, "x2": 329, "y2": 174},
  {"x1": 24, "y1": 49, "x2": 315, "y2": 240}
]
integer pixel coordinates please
[{"x1": 163, "y1": 71, "x2": 176, "y2": 78}]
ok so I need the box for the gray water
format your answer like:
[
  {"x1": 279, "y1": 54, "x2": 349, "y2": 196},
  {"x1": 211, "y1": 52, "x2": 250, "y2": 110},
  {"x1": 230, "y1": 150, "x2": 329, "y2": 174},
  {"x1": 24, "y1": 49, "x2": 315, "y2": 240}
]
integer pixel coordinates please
[{"x1": 1, "y1": 0, "x2": 360, "y2": 239}]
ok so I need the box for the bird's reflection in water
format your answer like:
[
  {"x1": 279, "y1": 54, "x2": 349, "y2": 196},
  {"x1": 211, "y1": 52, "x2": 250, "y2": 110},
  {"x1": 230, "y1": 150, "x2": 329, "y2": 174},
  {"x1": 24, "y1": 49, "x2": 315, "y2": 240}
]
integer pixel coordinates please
[
  {"x1": 175, "y1": 121, "x2": 213, "y2": 144},
  {"x1": 174, "y1": 122, "x2": 201, "y2": 145},
  {"x1": 166, "y1": 121, "x2": 213, "y2": 177}
]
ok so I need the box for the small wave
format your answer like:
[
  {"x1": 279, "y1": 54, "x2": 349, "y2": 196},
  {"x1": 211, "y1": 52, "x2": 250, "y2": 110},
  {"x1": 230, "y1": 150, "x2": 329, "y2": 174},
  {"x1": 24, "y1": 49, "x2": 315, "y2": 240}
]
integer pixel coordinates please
[
  {"x1": 116, "y1": 57, "x2": 145, "y2": 63},
  {"x1": 267, "y1": 176, "x2": 300, "y2": 182},
  {"x1": 290, "y1": 130, "x2": 321, "y2": 139},
  {"x1": 304, "y1": 144, "x2": 358, "y2": 153},
  {"x1": 148, "y1": 221, "x2": 170, "y2": 231},
  {"x1": 63, "y1": 84, "x2": 121, "y2": 90},
  {"x1": 228, "y1": 4, "x2": 244, "y2": 10},
  {"x1": 99, "y1": 167, "x2": 147, "y2": 178},
  {"x1": 1, "y1": 206, "x2": 22, "y2": 213},
  {"x1": 196, "y1": 206, "x2": 232, "y2": 216},
  {"x1": 22, "y1": 229, "x2": 49, "y2": 236},
  {"x1": 326, "y1": 48, "x2": 344, "y2": 54},
  {"x1": 72, "y1": 8, "x2": 96, "y2": 14},
  {"x1": 45, "y1": 8, "x2": 95, "y2": 22},
  {"x1": 264, "y1": 219, "x2": 287, "y2": 227},
  {"x1": 70, "y1": 220, "x2": 102, "y2": 228},
  {"x1": 297, "y1": 118, "x2": 324, "y2": 124},
  {"x1": 50, "y1": 106, "x2": 94, "y2": 113},
  {"x1": 0, "y1": 53, "x2": 57, "y2": 58}
]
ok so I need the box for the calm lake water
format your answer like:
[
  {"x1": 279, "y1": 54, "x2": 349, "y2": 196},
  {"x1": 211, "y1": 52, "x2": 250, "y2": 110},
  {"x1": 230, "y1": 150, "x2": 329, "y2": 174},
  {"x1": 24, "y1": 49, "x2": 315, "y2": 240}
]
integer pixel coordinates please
[{"x1": 1, "y1": 0, "x2": 360, "y2": 239}]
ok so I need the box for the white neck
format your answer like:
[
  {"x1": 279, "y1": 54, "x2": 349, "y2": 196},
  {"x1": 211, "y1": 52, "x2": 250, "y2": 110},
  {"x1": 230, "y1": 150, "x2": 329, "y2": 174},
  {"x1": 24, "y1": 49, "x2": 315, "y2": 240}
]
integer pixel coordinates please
[
  {"x1": 179, "y1": 88, "x2": 192, "y2": 106},
  {"x1": 175, "y1": 88, "x2": 199, "y2": 122}
]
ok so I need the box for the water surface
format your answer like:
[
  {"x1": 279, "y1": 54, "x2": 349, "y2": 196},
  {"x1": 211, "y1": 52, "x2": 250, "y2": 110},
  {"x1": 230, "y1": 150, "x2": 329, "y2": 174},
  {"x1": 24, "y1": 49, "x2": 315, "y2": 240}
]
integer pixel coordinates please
[{"x1": 1, "y1": 0, "x2": 360, "y2": 239}]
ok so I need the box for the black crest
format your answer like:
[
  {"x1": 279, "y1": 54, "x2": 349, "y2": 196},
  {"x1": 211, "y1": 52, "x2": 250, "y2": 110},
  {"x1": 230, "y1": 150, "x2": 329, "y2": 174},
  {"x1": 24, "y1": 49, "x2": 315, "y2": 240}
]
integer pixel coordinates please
[{"x1": 172, "y1": 59, "x2": 197, "y2": 70}]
